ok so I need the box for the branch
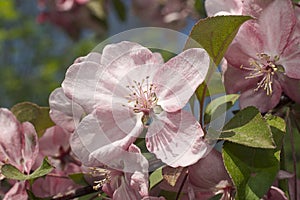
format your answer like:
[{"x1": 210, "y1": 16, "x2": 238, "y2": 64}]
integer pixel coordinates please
[{"x1": 52, "y1": 186, "x2": 99, "y2": 200}]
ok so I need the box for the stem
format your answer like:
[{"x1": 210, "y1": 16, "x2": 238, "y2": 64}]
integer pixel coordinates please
[
  {"x1": 51, "y1": 186, "x2": 99, "y2": 200},
  {"x1": 198, "y1": 64, "x2": 215, "y2": 129},
  {"x1": 286, "y1": 109, "x2": 298, "y2": 200},
  {"x1": 279, "y1": 143, "x2": 289, "y2": 197},
  {"x1": 175, "y1": 169, "x2": 188, "y2": 200}
]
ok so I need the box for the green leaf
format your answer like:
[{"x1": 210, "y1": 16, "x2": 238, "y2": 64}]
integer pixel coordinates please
[
  {"x1": 112, "y1": 0, "x2": 126, "y2": 21},
  {"x1": 219, "y1": 107, "x2": 275, "y2": 149},
  {"x1": 29, "y1": 158, "x2": 53, "y2": 180},
  {"x1": 149, "y1": 166, "x2": 163, "y2": 189},
  {"x1": 204, "y1": 94, "x2": 239, "y2": 124},
  {"x1": 185, "y1": 15, "x2": 252, "y2": 102},
  {"x1": 69, "y1": 173, "x2": 89, "y2": 186},
  {"x1": 1, "y1": 164, "x2": 28, "y2": 181},
  {"x1": 11, "y1": 102, "x2": 55, "y2": 137},
  {"x1": 264, "y1": 114, "x2": 286, "y2": 149},
  {"x1": 223, "y1": 142, "x2": 280, "y2": 200},
  {"x1": 185, "y1": 15, "x2": 252, "y2": 65},
  {"x1": 1, "y1": 158, "x2": 53, "y2": 181}
]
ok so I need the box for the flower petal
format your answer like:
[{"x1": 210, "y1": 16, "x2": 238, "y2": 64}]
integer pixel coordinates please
[
  {"x1": 3, "y1": 182, "x2": 27, "y2": 200},
  {"x1": 71, "y1": 108, "x2": 146, "y2": 172},
  {"x1": 154, "y1": 48, "x2": 210, "y2": 112},
  {"x1": 225, "y1": 22, "x2": 264, "y2": 68},
  {"x1": 49, "y1": 87, "x2": 85, "y2": 132},
  {"x1": 21, "y1": 122, "x2": 39, "y2": 174},
  {"x1": 188, "y1": 148, "x2": 232, "y2": 191},
  {"x1": 146, "y1": 110, "x2": 207, "y2": 167},
  {"x1": 205, "y1": 0, "x2": 242, "y2": 16},
  {"x1": 223, "y1": 62, "x2": 260, "y2": 94},
  {"x1": 278, "y1": 74, "x2": 300, "y2": 104},
  {"x1": 256, "y1": 0, "x2": 296, "y2": 56},
  {"x1": 62, "y1": 60, "x2": 105, "y2": 113},
  {"x1": 0, "y1": 108, "x2": 22, "y2": 169},
  {"x1": 278, "y1": 36, "x2": 300, "y2": 79},
  {"x1": 239, "y1": 80, "x2": 282, "y2": 113}
]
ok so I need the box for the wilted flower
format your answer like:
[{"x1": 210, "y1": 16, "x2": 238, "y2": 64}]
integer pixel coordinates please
[{"x1": 63, "y1": 41, "x2": 210, "y2": 167}]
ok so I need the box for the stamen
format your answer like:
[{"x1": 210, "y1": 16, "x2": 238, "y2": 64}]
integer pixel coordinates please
[{"x1": 243, "y1": 53, "x2": 280, "y2": 96}]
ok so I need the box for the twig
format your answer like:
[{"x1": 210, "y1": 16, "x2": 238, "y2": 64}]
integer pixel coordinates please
[
  {"x1": 286, "y1": 109, "x2": 298, "y2": 200},
  {"x1": 175, "y1": 169, "x2": 188, "y2": 200},
  {"x1": 52, "y1": 186, "x2": 99, "y2": 200}
]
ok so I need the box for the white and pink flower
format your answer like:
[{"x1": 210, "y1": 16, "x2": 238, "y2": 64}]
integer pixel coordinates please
[{"x1": 62, "y1": 41, "x2": 210, "y2": 168}]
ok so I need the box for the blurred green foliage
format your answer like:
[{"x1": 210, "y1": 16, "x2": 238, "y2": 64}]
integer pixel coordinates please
[{"x1": 0, "y1": 0, "x2": 100, "y2": 108}]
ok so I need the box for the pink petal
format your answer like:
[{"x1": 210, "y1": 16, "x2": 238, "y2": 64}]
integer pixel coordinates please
[
  {"x1": 62, "y1": 60, "x2": 106, "y2": 113},
  {"x1": 188, "y1": 148, "x2": 232, "y2": 191},
  {"x1": 21, "y1": 122, "x2": 39, "y2": 174},
  {"x1": 277, "y1": 74, "x2": 300, "y2": 104},
  {"x1": 205, "y1": 0, "x2": 243, "y2": 16},
  {"x1": 256, "y1": 0, "x2": 296, "y2": 56},
  {"x1": 113, "y1": 177, "x2": 141, "y2": 200},
  {"x1": 49, "y1": 87, "x2": 85, "y2": 132},
  {"x1": 225, "y1": 22, "x2": 264, "y2": 68},
  {"x1": 239, "y1": 80, "x2": 282, "y2": 113},
  {"x1": 242, "y1": 0, "x2": 273, "y2": 18},
  {"x1": 73, "y1": 52, "x2": 102, "y2": 65},
  {"x1": 154, "y1": 48, "x2": 210, "y2": 112},
  {"x1": 3, "y1": 182, "x2": 27, "y2": 200},
  {"x1": 39, "y1": 126, "x2": 71, "y2": 157},
  {"x1": 71, "y1": 109, "x2": 146, "y2": 172},
  {"x1": 223, "y1": 62, "x2": 259, "y2": 94},
  {"x1": 146, "y1": 110, "x2": 207, "y2": 167},
  {"x1": 32, "y1": 163, "x2": 81, "y2": 198},
  {"x1": 278, "y1": 36, "x2": 300, "y2": 79},
  {"x1": 263, "y1": 186, "x2": 288, "y2": 200},
  {"x1": 101, "y1": 41, "x2": 163, "y2": 82},
  {"x1": 0, "y1": 108, "x2": 22, "y2": 169}
]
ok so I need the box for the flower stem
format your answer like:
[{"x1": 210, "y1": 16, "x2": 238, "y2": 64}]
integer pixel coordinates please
[
  {"x1": 176, "y1": 169, "x2": 188, "y2": 200},
  {"x1": 50, "y1": 186, "x2": 99, "y2": 200},
  {"x1": 286, "y1": 108, "x2": 298, "y2": 200}
]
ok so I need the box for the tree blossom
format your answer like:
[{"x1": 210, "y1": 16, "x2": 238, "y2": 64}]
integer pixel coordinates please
[
  {"x1": 78, "y1": 144, "x2": 164, "y2": 200},
  {"x1": 0, "y1": 108, "x2": 39, "y2": 200},
  {"x1": 63, "y1": 41, "x2": 210, "y2": 167},
  {"x1": 37, "y1": 0, "x2": 106, "y2": 40},
  {"x1": 49, "y1": 87, "x2": 85, "y2": 133},
  {"x1": 160, "y1": 148, "x2": 234, "y2": 200},
  {"x1": 31, "y1": 163, "x2": 81, "y2": 198},
  {"x1": 132, "y1": 0, "x2": 197, "y2": 29},
  {"x1": 220, "y1": 0, "x2": 300, "y2": 112}
]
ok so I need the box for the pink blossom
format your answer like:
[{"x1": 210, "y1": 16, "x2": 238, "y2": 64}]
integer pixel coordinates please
[
  {"x1": 81, "y1": 144, "x2": 164, "y2": 200},
  {"x1": 223, "y1": 0, "x2": 300, "y2": 112},
  {"x1": 49, "y1": 87, "x2": 85, "y2": 133},
  {"x1": 37, "y1": 0, "x2": 106, "y2": 40},
  {"x1": 262, "y1": 186, "x2": 288, "y2": 200},
  {"x1": 205, "y1": 0, "x2": 243, "y2": 16},
  {"x1": 63, "y1": 41, "x2": 210, "y2": 167},
  {"x1": 0, "y1": 108, "x2": 39, "y2": 200},
  {"x1": 160, "y1": 148, "x2": 233, "y2": 199},
  {"x1": 132, "y1": 0, "x2": 197, "y2": 29},
  {"x1": 0, "y1": 108, "x2": 38, "y2": 174},
  {"x1": 31, "y1": 163, "x2": 81, "y2": 198}
]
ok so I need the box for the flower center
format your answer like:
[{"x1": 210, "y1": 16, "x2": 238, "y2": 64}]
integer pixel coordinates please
[
  {"x1": 125, "y1": 76, "x2": 159, "y2": 126},
  {"x1": 241, "y1": 53, "x2": 280, "y2": 96}
]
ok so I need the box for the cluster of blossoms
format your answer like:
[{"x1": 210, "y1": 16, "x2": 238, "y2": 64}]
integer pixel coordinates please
[
  {"x1": 1, "y1": 0, "x2": 300, "y2": 199},
  {"x1": 0, "y1": 108, "x2": 81, "y2": 199},
  {"x1": 206, "y1": 0, "x2": 300, "y2": 113},
  {"x1": 37, "y1": 0, "x2": 107, "y2": 40}
]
